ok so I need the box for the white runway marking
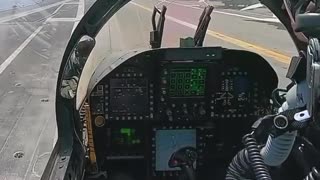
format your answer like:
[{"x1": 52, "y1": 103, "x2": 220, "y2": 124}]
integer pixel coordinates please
[
  {"x1": 48, "y1": 17, "x2": 80, "y2": 22},
  {"x1": 0, "y1": 0, "x2": 72, "y2": 23},
  {"x1": 0, "y1": 25, "x2": 43, "y2": 74},
  {"x1": 0, "y1": 2, "x2": 66, "y2": 75},
  {"x1": 72, "y1": 0, "x2": 85, "y2": 33}
]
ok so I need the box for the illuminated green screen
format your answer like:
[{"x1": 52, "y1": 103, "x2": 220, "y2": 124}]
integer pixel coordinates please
[
  {"x1": 169, "y1": 68, "x2": 206, "y2": 97},
  {"x1": 114, "y1": 128, "x2": 141, "y2": 145}
]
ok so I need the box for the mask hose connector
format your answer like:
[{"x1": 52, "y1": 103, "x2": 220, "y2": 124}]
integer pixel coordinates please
[{"x1": 261, "y1": 131, "x2": 297, "y2": 167}]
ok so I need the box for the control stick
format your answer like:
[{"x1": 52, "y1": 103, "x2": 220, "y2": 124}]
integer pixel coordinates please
[{"x1": 168, "y1": 147, "x2": 197, "y2": 180}]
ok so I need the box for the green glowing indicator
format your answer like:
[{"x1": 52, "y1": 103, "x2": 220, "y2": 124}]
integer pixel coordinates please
[
  {"x1": 118, "y1": 128, "x2": 141, "y2": 145},
  {"x1": 169, "y1": 68, "x2": 206, "y2": 97},
  {"x1": 121, "y1": 128, "x2": 132, "y2": 135}
]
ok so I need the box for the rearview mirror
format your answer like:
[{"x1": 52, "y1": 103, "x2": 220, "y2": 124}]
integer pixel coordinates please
[{"x1": 60, "y1": 35, "x2": 95, "y2": 99}]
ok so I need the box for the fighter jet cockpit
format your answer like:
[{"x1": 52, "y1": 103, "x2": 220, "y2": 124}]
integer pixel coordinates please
[{"x1": 41, "y1": 0, "x2": 320, "y2": 180}]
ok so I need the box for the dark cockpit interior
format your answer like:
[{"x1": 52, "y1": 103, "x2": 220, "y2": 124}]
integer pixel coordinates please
[{"x1": 83, "y1": 47, "x2": 278, "y2": 180}]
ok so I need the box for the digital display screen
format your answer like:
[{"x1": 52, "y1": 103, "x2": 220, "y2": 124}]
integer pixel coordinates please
[
  {"x1": 109, "y1": 78, "x2": 148, "y2": 114},
  {"x1": 213, "y1": 72, "x2": 253, "y2": 116},
  {"x1": 112, "y1": 128, "x2": 142, "y2": 145},
  {"x1": 110, "y1": 128, "x2": 144, "y2": 154},
  {"x1": 155, "y1": 129, "x2": 196, "y2": 171},
  {"x1": 169, "y1": 68, "x2": 206, "y2": 97}
]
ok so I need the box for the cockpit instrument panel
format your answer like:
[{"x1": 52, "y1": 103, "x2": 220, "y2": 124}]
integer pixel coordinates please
[{"x1": 88, "y1": 47, "x2": 278, "y2": 180}]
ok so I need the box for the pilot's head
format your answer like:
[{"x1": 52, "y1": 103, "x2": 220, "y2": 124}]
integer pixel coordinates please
[{"x1": 75, "y1": 37, "x2": 95, "y2": 59}]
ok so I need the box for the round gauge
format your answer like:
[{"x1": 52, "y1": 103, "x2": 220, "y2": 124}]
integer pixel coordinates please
[{"x1": 94, "y1": 116, "x2": 106, "y2": 127}]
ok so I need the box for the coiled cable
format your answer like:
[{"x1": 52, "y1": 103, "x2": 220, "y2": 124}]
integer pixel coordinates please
[
  {"x1": 243, "y1": 134, "x2": 272, "y2": 180},
  {"x1": 304, "y1": 167, "x2": 320, "y2": 180},
  {"x1": 225, "y1": 149, "x2": 252, "y2": 180},
  {"x1": 226, "y1": 134, "x2": 272, "y2": 180}
]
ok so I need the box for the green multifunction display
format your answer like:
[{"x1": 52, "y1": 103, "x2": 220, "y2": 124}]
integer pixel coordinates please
[
  {"x1": 169, "y1": 68, "x2": 207, "y2": 97},
  {"x1": 113, "y1": 128, "x2": 142, "y2": 146}
]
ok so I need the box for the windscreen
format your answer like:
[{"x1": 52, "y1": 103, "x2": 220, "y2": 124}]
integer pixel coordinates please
[
  {"x1": 77, "y1": 0, "x2": 199, "y2": 108},
  {"x1": 76, "y1": 0, "x2": 296, "y2": 108}
]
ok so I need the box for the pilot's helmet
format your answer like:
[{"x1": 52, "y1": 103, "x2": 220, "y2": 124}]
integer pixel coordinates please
[{"x1": 75, "y1": 37, "x2": 95, "y2": 58}]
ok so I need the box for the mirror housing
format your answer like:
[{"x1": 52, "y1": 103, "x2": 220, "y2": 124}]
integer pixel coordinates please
[{"x1": 296, "y1": 13, "x2": 320, "y2": 38}]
